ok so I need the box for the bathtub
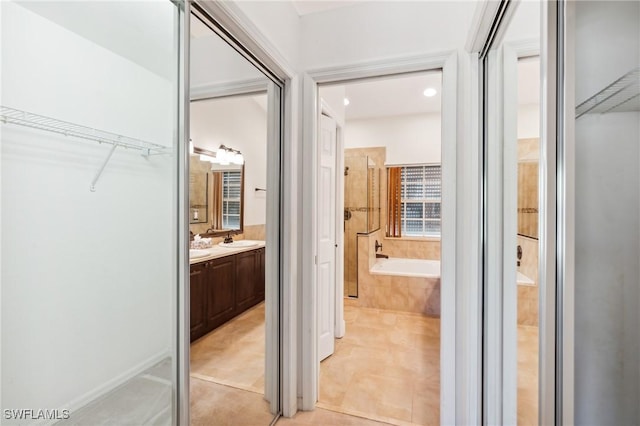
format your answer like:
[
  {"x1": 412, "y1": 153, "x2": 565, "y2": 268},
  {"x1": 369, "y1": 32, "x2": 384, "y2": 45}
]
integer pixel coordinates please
[{"x1": 370, "y1": 257, "x2": 440, "y2": 279}]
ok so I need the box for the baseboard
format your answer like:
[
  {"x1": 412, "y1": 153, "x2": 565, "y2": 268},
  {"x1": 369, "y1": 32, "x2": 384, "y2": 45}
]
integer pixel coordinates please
[{"x1": 31, "y1": 349, "x2": 171, "y2": 426}]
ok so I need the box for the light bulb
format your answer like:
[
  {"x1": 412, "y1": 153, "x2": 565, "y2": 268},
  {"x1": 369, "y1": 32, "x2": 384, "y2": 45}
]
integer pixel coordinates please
[{"x1": 423, "y1": 88, "x2": 437, "y2": 97}]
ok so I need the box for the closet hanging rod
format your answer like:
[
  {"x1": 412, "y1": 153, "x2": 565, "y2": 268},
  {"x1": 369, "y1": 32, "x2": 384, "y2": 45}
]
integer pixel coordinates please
[{"x1": 0, "y1": 106, "x2": 171, "y2": 155}]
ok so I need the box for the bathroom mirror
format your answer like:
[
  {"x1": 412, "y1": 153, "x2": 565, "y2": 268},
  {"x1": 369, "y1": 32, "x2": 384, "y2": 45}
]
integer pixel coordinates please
[{"x1": 189, "y1": 146, "x2": 244, "y2": 237}]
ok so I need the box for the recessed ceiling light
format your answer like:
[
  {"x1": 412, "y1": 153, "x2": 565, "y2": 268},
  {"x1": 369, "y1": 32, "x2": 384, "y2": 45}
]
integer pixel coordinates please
[
  {"x1": 423, "y1": 88, "x2": 437, "y2": 97},
  {"x1": 344, "y1": 98, "x2": 350, "y2": 106}
]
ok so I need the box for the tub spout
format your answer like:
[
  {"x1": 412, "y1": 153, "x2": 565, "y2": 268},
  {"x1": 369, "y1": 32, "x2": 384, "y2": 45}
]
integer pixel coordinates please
[{"x1": 376, "y1": 253, "x2": 389, "y2": 259}]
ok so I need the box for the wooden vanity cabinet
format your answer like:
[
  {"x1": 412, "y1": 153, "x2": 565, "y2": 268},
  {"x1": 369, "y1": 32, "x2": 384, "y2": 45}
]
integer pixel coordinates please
[
  {"x1": 235, "y1": 250, "x2": 259, "y2": 312},
  {"x1": 189, "y1": 262, "x2": 207, "y2": 341},
  {"x1": 255, "y1": 248, "x2": 265, "y2": 301},
  {"x1": 189, "y1": 247, "x2": 265, "y2": 342},
  {"x1": 206, "y1": 256, "x2": 236, "y2": 331}
]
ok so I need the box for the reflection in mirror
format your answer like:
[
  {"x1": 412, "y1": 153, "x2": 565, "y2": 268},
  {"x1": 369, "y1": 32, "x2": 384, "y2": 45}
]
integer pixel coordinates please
[
  {"x1": 517, "y1": 138, "x2": 539, "y2": 239},
  {"x1": 499, "y1": 6, "x2": 541, "y2": 422},
  {"x1": 188, "y1": 10, "x2": 275, "y2": 426},
  {"x1": 189, "y1": 146, "x2": 244, "y2": 235}
]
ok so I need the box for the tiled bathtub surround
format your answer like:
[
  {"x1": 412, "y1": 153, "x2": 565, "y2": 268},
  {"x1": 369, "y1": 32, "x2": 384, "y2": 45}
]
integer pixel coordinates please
[
  {"x1": 517, "y1": 235, "x2": 539, "y2": 326},
  {"x1": 356, "y1": 231, "x2": 440, "y2": 316}
]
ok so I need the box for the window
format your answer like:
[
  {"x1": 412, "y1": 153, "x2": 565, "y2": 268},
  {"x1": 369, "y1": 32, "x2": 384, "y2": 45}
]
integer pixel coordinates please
[
  {"x1": 222, "y1": 170, "x2": 241, "y2": 229},
  {"x1": 387, "y1": 165, "x2": 441, "y2": 238}
]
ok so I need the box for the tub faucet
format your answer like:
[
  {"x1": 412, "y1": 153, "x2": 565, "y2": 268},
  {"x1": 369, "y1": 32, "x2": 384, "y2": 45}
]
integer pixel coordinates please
[
  {"x1": 376, "y1": 253, "x2": 389, "y2": 259},
  {"x1": 375, "y1": 240, "x2": 383, "y2": 252}
]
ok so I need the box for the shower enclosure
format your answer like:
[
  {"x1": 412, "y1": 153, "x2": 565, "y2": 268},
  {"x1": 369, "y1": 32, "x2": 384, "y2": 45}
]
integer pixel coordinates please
[
  {"x1": 1, "y1": 1, "x2": 186, "y2": 423},
  {"x1": 343, "y1": 154, "x2": 380, "y2": 297}
]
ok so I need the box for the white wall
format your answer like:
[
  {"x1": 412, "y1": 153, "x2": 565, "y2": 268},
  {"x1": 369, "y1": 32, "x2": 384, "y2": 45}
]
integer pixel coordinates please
[
  {"x1": 300, "y1": 2, "x2": 476, "y2": 70},
  {"x1": 345, "y1": 113, "x2": 441, "y2": 165},
  {"x1": 1, "y1": 2, "x2": 175, "y2": 418},
  {"x1": 574, "y1": 2, "x2": 640, "y2": 424},
  {"x1": 190, "y1": 96, "x2": 267, "y2": 226},
  {"x1": 574, "y1": 0, "x2": 639, "y2": 104},
  {"x1": 575, "y1": 111, "x2": 640, "y2": 425},
  {"x1": 190, "y1": 32, "x2": 267, "y2": 90},
  {"x1": 319, "y1": 86, "x2": 346, "y2": 125},
  {"x1": 232, "y1": 0, "x2": 301, "y2": 71},
  {"x1": 518, "y1": 104, "x2": 540, "y2": 139}
]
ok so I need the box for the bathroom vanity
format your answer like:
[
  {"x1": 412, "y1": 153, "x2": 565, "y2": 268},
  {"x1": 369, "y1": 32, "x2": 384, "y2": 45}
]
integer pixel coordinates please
[{"x1": 189, "y1": 241, "x2": 265, "y2": 342}]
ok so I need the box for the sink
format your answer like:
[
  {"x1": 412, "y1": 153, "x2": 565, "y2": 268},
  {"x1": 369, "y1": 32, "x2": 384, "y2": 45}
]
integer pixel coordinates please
[
  {"x1": 189, "y1": 249, "x2": 210, "y2": 259},
  {"x1": 218, "y1": 240, "x2": 259, "y2": 248}
]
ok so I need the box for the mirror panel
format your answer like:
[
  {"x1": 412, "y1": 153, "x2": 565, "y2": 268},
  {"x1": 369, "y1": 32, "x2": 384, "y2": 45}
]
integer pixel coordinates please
[
  {"x1": 189, "y1": 147, "x2": 244, "y2": 236},
  {"x1": 517, "y1": 138, "x2": 539, "y2": 239}
]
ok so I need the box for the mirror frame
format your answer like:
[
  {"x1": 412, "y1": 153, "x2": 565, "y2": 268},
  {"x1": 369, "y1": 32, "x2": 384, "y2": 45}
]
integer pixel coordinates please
[{"x1": 191, "y1": 146, "x2": 244, "y2": 238}]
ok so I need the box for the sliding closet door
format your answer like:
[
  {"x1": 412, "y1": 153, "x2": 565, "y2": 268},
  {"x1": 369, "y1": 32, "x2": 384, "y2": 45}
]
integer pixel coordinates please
[{"x1": 1, "y1": 1, "x2": 186, "y2": 424}]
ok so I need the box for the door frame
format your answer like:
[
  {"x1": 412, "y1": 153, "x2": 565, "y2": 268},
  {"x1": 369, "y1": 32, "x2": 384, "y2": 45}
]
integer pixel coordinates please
[
  {"x1": 182, "y1": 0, "x2": 299, "y2": 420},
  {"x1": 301, "y1": 51, "x2": 459, "y2": 423}
]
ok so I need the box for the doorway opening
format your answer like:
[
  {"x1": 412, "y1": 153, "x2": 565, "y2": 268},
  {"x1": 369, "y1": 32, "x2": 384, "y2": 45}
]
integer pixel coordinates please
[{"x1": 316, "y1": 70, "x2": 443, "y2": 425}]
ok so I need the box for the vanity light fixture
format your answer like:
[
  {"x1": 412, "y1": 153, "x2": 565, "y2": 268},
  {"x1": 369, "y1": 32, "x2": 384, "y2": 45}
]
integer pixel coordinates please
[
  {"x1": 423, "y1": 88, "x2": 437, "y2": 97},
  {"x1": 217, "y1": 144, "x2": 244, "y2": 165},
  {"x1": 344, "y1": 98, "x2": 350, "y2": 106},
  {"x1": 199, "y1": 153, "x2": 215, "y2": 163}
]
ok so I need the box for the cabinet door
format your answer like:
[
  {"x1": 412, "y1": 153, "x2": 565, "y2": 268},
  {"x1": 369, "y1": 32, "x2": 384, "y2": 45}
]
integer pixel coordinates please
[
  {"x1": 190, "y1": 263, "x2": 207, "y2": 341},
  {"x1": 207, "y1": 257, "x2": 235, "y2": 330},
  {"x1": 235, "y1": 250, "x2": 257, "y2": 312},
  {"x1": 255, "y1": 248, "x2": 265, "y2": 302}
]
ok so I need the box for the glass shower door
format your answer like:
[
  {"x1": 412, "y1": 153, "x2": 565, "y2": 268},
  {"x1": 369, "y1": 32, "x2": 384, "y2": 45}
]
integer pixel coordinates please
[{"x1": 1, "y1": 1, "x2": 185, "y2": 424}]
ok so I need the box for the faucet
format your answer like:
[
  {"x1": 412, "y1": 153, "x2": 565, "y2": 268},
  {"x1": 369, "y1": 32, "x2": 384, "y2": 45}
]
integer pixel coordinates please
[
  {"x1": 375, "y1": 240, "x2": 383, "y2": 252},
  {"x1": 517, "y1": 245, "x2": 522, "y2": 267},
  {"x1": 376, "y1": 253, "x2": 389, "y2": 259},
  {"x1": 224, "y1": 232, "x2": 234, "y2": 244}
]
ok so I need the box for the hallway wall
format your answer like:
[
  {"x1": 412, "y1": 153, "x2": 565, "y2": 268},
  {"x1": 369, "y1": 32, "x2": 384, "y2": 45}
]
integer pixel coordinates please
[{"x1": 300, "y1": 2, "x2": 476, "y2": 70}]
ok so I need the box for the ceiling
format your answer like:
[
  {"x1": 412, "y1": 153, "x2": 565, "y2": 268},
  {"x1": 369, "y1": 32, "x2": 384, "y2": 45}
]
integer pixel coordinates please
[
  {"x1": 291, "y1": 0, "x2": 361, "y2": 16},
  {"x1": 337, "y1": 71, "x2": 443, "y2": 120},
  {"x1": 327, "y1": 57, "x2": 539, "y2": 121}
]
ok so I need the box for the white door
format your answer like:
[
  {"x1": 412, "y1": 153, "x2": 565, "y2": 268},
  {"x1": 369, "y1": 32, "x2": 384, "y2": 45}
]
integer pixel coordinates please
[{"x1": 318, "y1": 113, "x2": 337, "y2": 361}]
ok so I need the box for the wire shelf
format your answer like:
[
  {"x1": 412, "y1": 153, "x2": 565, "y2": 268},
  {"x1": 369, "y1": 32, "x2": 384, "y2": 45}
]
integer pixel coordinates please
[
  {"x1": 576, "y1": 68, "x2": 640, "y2": 118},
  {"x1": 0, "y1": 106, "x2": 171, "y2": 156},
  {"x1": 1, "y1": 106, "x2": 173, "y2": 191}
]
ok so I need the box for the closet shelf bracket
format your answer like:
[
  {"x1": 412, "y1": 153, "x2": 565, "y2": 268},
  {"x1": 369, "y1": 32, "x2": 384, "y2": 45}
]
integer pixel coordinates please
[{"x1": 90, "y1": 143, "x2": 118, "y2": 192}]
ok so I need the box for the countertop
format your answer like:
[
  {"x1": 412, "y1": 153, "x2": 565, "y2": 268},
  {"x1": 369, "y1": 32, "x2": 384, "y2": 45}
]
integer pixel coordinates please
[{"x1": 189, "y1": 240, "x2": 265, "y2": 265}]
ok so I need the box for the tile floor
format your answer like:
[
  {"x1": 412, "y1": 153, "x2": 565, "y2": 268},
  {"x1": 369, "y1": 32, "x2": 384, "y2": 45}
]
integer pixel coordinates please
[
  {"x1": 190, "y1": 302, "x2": 274, "y2": 425},
  {"x1": 189, "y1": 300, "x2": 538, "y2": 426},
  {"x1": 518, "y1": 325, "x2": 539, "y2": 425},
  {"x1": 318, "y1": 303, "x2": 440, "y2": 426},
  {"x1": 190, "y1": 378, "x2": 274, "y2": 426},
  {"x1": 190, "y1": 302, "x2": 266, "y2": 394}
]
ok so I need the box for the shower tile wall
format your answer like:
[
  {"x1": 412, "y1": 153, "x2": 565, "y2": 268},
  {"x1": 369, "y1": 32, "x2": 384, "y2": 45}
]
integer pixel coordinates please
[
  {"x1": 517, "y1": 138, "x2": 540, "y2": 326},
  {"x1": 343, "y1": 146, "x2": 442, "y2": 299},
  {"x1": 344, "y1": 147, "x2": 385, "y2": 297}
]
